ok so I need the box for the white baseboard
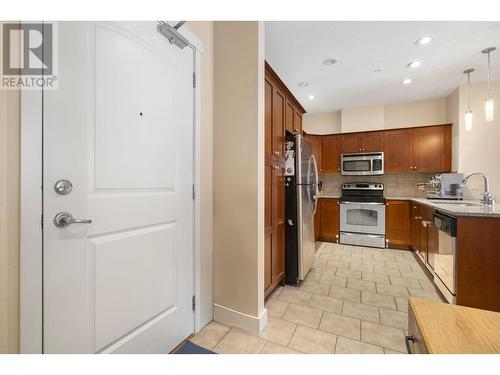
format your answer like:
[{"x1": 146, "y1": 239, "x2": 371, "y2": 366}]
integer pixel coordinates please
[{"x1": 213, "y1": 303, "x2": 267, "y2": 333}]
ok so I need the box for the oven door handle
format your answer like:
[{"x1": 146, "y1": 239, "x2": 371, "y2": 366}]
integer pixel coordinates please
[{"x1": 340, "y1": 201, "x2": 385, "y2": 205}]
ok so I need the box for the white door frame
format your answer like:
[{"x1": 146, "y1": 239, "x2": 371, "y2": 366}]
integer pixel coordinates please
[{"x1": 19, "y1": 22, "x2": 205, "y2": 353}]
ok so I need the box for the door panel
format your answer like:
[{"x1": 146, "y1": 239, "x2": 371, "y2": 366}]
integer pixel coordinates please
[
  {"x1": 265, "y1": 163, "x2": 273, "y2": 228},
  {"x1": 385, "y1": 200, "x2": 411, "y2": 247},
  {"x1": 384, "y1": 129, "x2": 413, "y2": 172},
  {"x1": 285, "y1": 101, "x2": 295, "y2": 134},
  {"x1": 314, "y1": 199, "x2": 321, "y2": 240},
  {"x1": 320, "y1": 135, "x2": 340, "y2": 173},
  {"x1": 264, "y1": 77, "x2": 274, "y2": 160},
  {"x1": 264, "y1": 231, "x2": 273, "y2": 295},
  {"x1": 411, "y1": 203, "x2": 420, "y2": 251},
  {"x1": 340, "y1": 202, "x2": 385, "y2": 235},
  {"x1": 319, "y1": 198, "x2": 340, "y2": 242},
  {"x1": 294, "y1": 110, "x2": 302, "y2": 134},
  {"x1": 413, "y1": 126, "x2": 445, "y2": 172},
  {"x1": 43, "y1": 22, "x2": 194, "y2": 353},
  {"x1": 341, "y1": 133, "x2": 362, "y2": 154},
  {"x1": 273, "y1": 88, "x2": 286, "y2": 160},
  {"x1": 304, "y1": 134, "x2": 322, "y2": 170},
  {"x1": 363, "y1": 132, "x2": 384, "y2": 152}
]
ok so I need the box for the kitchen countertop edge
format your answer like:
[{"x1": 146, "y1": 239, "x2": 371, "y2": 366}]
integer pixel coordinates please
[{"x1": 318, "y1": 195, "x2": 500, "y2": 218}]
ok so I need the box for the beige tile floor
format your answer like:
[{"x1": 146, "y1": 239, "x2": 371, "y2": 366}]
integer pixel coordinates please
[{"x1": 191, "y1": 242, "x2": 443, "y2": 354}]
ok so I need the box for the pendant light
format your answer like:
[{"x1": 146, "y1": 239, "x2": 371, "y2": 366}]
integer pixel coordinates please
[
  {"x1": 482, "y1": 46, "x2": 496, "y2": 122},
  {"x1": 464, "y1": 68, "x2": 475, "y2": 131}
]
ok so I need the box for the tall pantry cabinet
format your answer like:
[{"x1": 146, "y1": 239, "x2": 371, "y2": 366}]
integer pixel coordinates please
[{"x1": 264, "y1": 62, "x2": 306, "y2": 299}]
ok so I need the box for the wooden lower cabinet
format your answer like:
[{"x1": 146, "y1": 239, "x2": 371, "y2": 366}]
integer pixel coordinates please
[
  {"x1": 385, "y1": 200, "x2": 411, "y2": 248},
  {"x1": 264, "y1": 159, "x2": 285, "y2": 299},
  {"x1": 410, "y1": 202, "x2": 420, "y2": 251},
  {"x1": 317, "y1": 198, "x2": 340, "y2": 242},
  {"x1": 314, "y1": 199, "x2": 321, "y2": 240},
  {"x1": 456, "y1": 216, "x2": 500, "y2": 312}
]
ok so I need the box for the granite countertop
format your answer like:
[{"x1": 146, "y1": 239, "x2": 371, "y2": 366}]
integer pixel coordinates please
[{"x1": 318, "y1": 194, "x2": 500, "y2": 218}]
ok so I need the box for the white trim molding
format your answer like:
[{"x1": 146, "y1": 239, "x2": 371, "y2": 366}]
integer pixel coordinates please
[
  {"x1": 213, "y1": 304, "x2": 268, "y2": 334},
  {"x1": 19, "y1": 70, "x2": 43, "y2": 354}
]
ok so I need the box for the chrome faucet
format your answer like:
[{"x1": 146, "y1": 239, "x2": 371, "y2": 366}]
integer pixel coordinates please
[{"x1": 462, "y1": 172, "x2": 495, "y2": 206}]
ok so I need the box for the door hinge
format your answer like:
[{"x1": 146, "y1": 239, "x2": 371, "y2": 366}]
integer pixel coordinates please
[
  {"x1": 41, "y1": 214, "x2": 43, "y2": 229},
  {"x1": 193, "y1": 72, "x2": 196, "y2": 88},
  {"x1": 192, "y1": 295, "x2": 196, "y2": 311},
  {"x1": 192, "y1": 184, "x2": 196, "y2": 200}
]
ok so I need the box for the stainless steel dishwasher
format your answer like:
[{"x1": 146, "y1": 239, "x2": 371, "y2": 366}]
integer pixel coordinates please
[{"x1": 431, "y1": 211, "x2": 457, "y2": 304}]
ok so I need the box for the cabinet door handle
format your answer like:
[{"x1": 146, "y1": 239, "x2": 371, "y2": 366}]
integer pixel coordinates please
[
  {"x1": 273, "y1": 165, "x2": 280, "y2": 170},
  {"x1": 274, "y1": 150, "x2": 280, "y2": 156},
  {"x1": 405, "y1": 335, "x2": 416, "y2": 354}
]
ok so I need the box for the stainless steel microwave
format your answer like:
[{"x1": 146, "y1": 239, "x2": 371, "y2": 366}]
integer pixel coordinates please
[{"x1": 341, "y1": 152, "x2": 384, "y2": 176}]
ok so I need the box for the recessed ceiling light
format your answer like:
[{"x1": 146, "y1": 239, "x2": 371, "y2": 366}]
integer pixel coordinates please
[
  {"x1": 408, "y1": 61, "x2": 422, "y2": 68},
  {"x1": 323, "y1": 58, "x2": 338, "y2": 65},
  {"x1": 308, "y1": 94, "x2": 315, "y2": 100},
  {"x1": 415, "y1": 36, "x2": 433, "y2": 46},
  {"x1": 298, "y1": 81, "x2": 309, "y2": 87},
  {"x1": 402, "y1": 78, "x2": 412, "y2": 85}
]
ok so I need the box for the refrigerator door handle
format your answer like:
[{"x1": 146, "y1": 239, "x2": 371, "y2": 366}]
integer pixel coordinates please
[{"x1": 311, "y1": 154, "x2": 319, "y2": 215}]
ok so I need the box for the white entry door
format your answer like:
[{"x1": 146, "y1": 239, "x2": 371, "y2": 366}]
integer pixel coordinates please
[{"x1": 43, "y1": 22, "x2": 194, "y2": 353}]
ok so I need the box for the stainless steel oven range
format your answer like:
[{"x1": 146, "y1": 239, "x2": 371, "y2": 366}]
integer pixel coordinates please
[{"x1": 340, "y1": 183, "x2": 386, "y2": 248}]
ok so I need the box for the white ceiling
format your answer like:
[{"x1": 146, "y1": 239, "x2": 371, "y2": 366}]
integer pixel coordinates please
[{"x1": 265, "y1": 21, "x2": 500, "y2": 113}]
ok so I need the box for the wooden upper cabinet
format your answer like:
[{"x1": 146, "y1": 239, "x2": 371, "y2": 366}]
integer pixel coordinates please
[
  {"x1": 294, "y1": 110, "x2": 303, "y2": 134},
  {"x1": 413, "y1": 125, "x2": 451, "y2": 173},
  {"x1": 363, "y1": 132, "x2": 384, "y2": 152},
  {"x1": 272, "y1": 87, "x2": 286, "y2": 160},
  {"x1": 385, "y1": 200, "x2": 411, "y2": 247},
  {"x1": 341, "y1": 133, "x2": 363, "y2": 154},
  {"x1": 384, "y1": 125, "x2": 451, "y2": 173},
  {"x1": 285, "y1": 100, "x2": 295, "y2": 134},
  {"x1": 304, "y1": 134, "x2": 322, "y2": 169},
  {"x1": 264, "y1": 77, "x2": 274, "y2": 161},
  {"x1": 341, "y1": 131, "x2": 384, "y2": 154},
  {"x1": 384, "y1": 128, "x2": 414, "y2": 172},
  {"x1": 321, "y1": 135, "x2": 340, "y2": 173}
]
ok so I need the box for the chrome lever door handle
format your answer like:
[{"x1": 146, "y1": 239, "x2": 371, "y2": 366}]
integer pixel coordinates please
[{"x1": 54, "y1": 212, "x2": 92, "y2": 228}]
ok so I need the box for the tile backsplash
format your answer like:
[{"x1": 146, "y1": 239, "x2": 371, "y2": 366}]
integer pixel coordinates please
[{"x1": 319, "y1": 173, "x2": 435, "y2": 198}]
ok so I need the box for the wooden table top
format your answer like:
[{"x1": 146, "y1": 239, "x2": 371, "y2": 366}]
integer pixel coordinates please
[{"x1": 409, "y1": 297, "x2": 500, "y2": 354}]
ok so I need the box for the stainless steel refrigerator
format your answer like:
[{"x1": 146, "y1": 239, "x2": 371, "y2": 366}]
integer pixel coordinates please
[{"x1": 285, "y1": 134, "x2": 319, "y2": 285}]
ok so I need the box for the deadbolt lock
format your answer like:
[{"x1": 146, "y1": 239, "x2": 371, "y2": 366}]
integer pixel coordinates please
[{"x1": 54, "y1": 179, "x2": 73, "y2": 195}]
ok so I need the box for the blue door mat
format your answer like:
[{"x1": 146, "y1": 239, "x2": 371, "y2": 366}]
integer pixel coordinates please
[{"x1": 174, "y1": 341, "x2": 216, "y2": 354}]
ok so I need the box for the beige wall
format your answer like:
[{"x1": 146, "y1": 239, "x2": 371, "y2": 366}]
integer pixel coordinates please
[
  {"x1": 0, "y1": 87, "x2": 20, "y2": 354},
  {"x1": 341, "y1": 104, "x2": 385, "y2": 132},
  {"x1": 302, "y1": 111, "x2": 341, "y2": 134},
  {"x1": 213, "y1": 21, "x2": 266, "y2": 331},
  {"x1": 304, "y1": 98, "x2": 447, "y2": 135},
  {"x1": 384, "y1": 98, "x2": 446, "y2": 128},
  {"x1": 185, "y1": 21, "x2": 214, "y2": 329},
  {"x1": 445, "y1": 87, "x2": 460, "y2": 172},
  {"x1": 455, "y1": 80, "x2": 500, "y2": 199}
]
